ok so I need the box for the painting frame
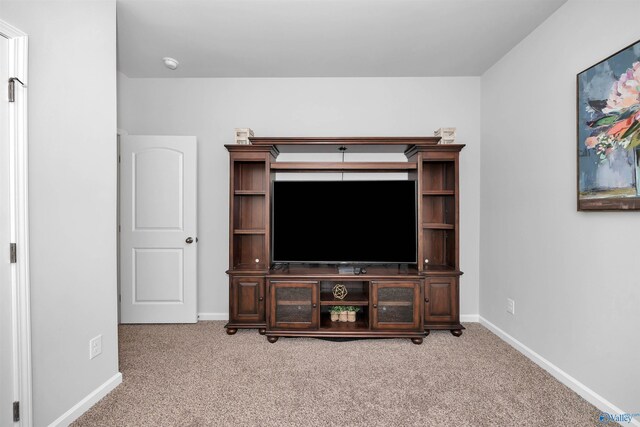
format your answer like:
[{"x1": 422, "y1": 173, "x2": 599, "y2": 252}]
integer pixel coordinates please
[{"x1": 577, "y1": 38, "x2": 640, "y2": 211}]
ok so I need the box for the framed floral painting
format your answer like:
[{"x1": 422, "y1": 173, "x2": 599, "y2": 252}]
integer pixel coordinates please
[{"x1": 577, "y1": 39, "x2": 640, "y2": 210}]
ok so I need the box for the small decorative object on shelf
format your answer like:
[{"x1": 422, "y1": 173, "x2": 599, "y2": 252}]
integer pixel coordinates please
[
  {"x1": 234, "y1": 128, "x2": 254, "y2": 145},
  {"x1": 347, "y1": 306, "x2": 359, "y2": 322},
  {"x1": 434, "y1": 127, "x2": 456, "y2": 144},
  {"x1": 329, "y1": 306, "x2": 359, "y2": 322},
  {"x1": 329, "y1": 306, "x2": 341, "y2": 322},
  {"x1": 332, "y1": 284, "x2": 348, "y2": 300}
]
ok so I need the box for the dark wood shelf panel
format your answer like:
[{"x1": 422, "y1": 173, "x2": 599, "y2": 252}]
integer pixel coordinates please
[
  {"x1": 422, "y1": 190, "x2": 455, "y2": 195},
  {"x1": 271, "y1": 162, "x2": 417, "y2": 172},
  {"x1": 424, "y1": 264, "x2": 457, "y2": 272},
  {"x1": 423, "y1": 223, "x2": 454, "y2": 230},
  {"x1": 226, "y1": 269, "x2": 269, "y2": 275},
  {"x1": 320, "y1": 317, "x2": 369, "y2": 331},
  {"x1": 250, "y1": 136, "x2": 441, "y2": 146},
  {"x1": 234, "y1": 190, "x2": 266, "y2": 195},
  {"x1": 404, "y1": 144, "x2": 466, "y2": 156},
  {"x1": 268, "y1": 264, "x2": 421, "y2": 279},
  {"x1": 233, "y1": 229, "x2": 266, "y2": 235},
  {"x1": 320, "y1": 291, "x2": 369, "y2": 306},
  {"x1": 232, "y1": 263, "x2": 268, "y2": 271}
]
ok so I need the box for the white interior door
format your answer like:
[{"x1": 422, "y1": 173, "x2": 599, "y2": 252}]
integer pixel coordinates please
[
  {"x1": 120, "y1": 136, "x2": 198, "y2": 323},
  {"x1": 0, "y1": 33, "x2": 16, "y2": 426}
]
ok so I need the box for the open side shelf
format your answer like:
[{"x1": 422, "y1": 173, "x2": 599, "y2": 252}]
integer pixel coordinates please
[
  {"x1": 422, "y1": 161, "x2": 455, "y2": 192},
  {"x1": 234, "y1": 162, "x2": 266, "y2": 192},
  {"x1": 320, "y1": 280, "x2": 368, "y2": 306},
  {"x1": 320, "y1": 315, "x2": 369, "y2": 331}
]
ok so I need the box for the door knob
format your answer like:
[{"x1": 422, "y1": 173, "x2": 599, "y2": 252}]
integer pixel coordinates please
[{"x1": 185, "y1": 237, "x2": 194, "y2": 244}]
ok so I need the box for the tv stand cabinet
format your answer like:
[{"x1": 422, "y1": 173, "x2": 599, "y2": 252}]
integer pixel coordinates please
[
  {"x1": 266, "y1": 265, "x2": 425, "y2": 343},
  {"x1": 225, "y1": 137, "x2": 465, "y2": 343}
]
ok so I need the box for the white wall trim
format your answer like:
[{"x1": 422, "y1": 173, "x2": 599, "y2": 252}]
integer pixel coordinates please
[
  {"x1": 480, "y1": 316, "x2": 640, "y2": 427},
  {"x1": 460, "y1": 314, "x2": 479, "y2": 322},
  {"x1": 48, "y1": 372, "x2": 122, "y2": 427},
  {"x1": 0, "y1": 19, "x2": 32, "y2": 427},
  {"x1": 198, "y1": 312, "x2": 228, "y2": 321}
]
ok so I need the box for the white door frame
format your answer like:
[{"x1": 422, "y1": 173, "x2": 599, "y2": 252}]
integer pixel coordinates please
[{"x1": 0, "y1": 19, "x2": 32, "y2": 427}]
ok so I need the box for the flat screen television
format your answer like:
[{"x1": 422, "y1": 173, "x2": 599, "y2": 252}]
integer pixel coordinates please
[{"x1": 272, "y1": 180, "x2": 417, "y2": 264}]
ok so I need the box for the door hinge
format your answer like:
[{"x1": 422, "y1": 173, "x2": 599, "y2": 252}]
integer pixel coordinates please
[
  {"x1": 13, "y1": 401, "x2": 19, "y2": 422},
  {"x1": 118, "y1": 294, "x2": 121, "y2": 303},
  {"x1": 10, "y1": 243, "x2": 16, "y2": 263},
  {"x1": 8, "y1": 77, "x2": 25, "y2": 103}
]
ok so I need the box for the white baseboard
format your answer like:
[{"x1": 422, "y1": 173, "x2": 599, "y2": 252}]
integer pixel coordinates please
[
  {"x1": 460, "y1": 314, "x2": 479, "y2": 322},
  {"x1": 480, "y1": 316, "x2": 639, "y2": 427},
  {"x1": 198, "y1": 312, "x2": 229, "y2": 321},
  {"x1": 49, "y1": 372, "x2": 122, "y2": 427}
]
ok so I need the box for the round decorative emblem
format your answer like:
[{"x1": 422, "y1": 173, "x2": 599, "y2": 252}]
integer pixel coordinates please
[{"x1": 332, "y1": 284, "x2": 348, "y2": 300}]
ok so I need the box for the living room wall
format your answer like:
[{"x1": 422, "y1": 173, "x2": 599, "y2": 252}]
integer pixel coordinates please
[
  {"x1": 0, "y1": 1, "x2": 120, "y2": 425},
  {"x1": 481, "y1": 0, "x2": 640, "y2": 415},
  {"x1": 118, "y1": 75, "x2": 481, "y2": 320}
]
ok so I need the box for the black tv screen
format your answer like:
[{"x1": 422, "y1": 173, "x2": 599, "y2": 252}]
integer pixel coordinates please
[{"x1": 272, "y1": 181, "x2": 417, "y2": 264}]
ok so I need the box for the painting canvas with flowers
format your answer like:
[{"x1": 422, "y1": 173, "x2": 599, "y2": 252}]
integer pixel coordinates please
[{"x1": 578, "y1": 40, "x2": 640, "y2": 210}]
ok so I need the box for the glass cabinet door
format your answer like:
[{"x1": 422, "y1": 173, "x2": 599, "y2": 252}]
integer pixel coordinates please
[
  {"x1": 371, "y1": 281, "x2": 421, "y2": 330},
  {"x1": 269, "y1": 281, "x2": 318, "y2": 329}
]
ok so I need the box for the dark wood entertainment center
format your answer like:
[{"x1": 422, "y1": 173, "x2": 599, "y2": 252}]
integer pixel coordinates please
[{"x1": 225, "y1": 137, "x2": 464, "y2": 344}]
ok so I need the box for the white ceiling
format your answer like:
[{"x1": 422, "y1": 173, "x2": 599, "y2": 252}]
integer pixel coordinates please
[{"x1": 117, "y1": 0, "x2": 566, "y2": 78}]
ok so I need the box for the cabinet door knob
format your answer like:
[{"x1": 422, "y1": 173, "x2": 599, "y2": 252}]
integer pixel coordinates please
[
  {"x1": 373, "y1": 304, "x2": 377, "y2": 308},
  {"x1": 312, "y1": 303, "x2": 317, "y2": 308},
  {"x1": 259, "y1": 297, "x2": 264, "y2": 301},
  {"x1": 425, "y1": 298, "x2": 429, "y2": 303}
]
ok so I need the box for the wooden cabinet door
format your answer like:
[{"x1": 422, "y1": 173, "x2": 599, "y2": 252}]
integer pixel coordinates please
[
  {"x1": 231, "y1": 276, "x2": 265, "y2": 323},
  {"x1": 424, "y1": 277, "x2": 459, "y2": 324},
  {"x1": 269, "y1": 281, "x2": 319, "y2": 330},
  {"x1": 371, "y1": 281, "x2": 421, "y2": 330}
]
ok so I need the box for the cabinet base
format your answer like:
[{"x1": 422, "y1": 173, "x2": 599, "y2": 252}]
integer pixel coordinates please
[
  {"x1": 265, "y1": 330, "x2": 426, "y2": 343},
  {"x1": 224, "y1": 322, "x2": 266, "y2": 335},
  {"x1": 424, "y1": 323, "x2": 465, "y2": 337}
]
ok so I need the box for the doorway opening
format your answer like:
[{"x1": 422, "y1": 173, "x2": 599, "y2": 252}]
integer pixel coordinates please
[{"x1": 0, "y1": 18, "x2": 31, "y2": 426}]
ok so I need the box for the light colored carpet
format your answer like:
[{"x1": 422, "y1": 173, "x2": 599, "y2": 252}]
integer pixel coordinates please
[{"x1": 73, "y1": 322, "x2": 600, "y2": 426}]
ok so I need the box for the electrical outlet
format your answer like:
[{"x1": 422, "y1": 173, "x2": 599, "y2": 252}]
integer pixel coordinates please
[
  {"x1": 89, "y1": 335, "x2": 102, "y2": 359},
  {"x1": 507, "y1": 298, "x2": 515, "y2": 315}
]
